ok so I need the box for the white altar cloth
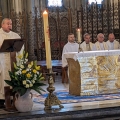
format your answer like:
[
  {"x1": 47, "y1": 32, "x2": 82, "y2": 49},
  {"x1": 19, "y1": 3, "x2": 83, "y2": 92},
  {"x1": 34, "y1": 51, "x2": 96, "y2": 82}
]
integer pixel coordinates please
[{"x1": 64, "y1": 50, "x2": 120, "y2": 60}]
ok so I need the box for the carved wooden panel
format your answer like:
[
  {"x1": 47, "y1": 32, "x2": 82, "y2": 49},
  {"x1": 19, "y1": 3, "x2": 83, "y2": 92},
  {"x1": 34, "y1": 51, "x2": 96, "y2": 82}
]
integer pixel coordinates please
[
  {"x1": 60, "y1": 17, "x2": 69, "y2": 42},
  {"x1": 77, "y1": 2, "x2": 120, "y2": 42}
]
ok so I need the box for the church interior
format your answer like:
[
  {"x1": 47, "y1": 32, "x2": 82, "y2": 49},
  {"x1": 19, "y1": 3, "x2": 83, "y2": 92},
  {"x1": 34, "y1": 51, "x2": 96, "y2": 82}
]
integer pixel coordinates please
[{"x1": 1, "y1": 0, "x2": 120, "y2": 119}]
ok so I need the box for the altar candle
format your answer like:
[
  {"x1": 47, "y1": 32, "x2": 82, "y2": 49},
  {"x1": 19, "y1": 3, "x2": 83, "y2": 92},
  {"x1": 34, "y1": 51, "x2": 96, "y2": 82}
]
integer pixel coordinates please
[
  {"x1": 43, "y1": 10, "x2": 52, "y2": 69},
  {"x1": 77, "y1": 28, "x2": 81, "y2": 43}
]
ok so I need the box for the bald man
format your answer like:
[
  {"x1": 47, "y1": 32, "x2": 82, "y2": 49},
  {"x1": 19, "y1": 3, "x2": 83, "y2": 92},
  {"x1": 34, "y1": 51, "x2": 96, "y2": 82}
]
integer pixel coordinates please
[
  {"x1": 95, "y1": 33, "x2": 108, "y2": 50},
  {"x1": 106, "y1": 33, "x2": 120, "y2": 50},
  {"x1": 0, "y1": 18, "x2": 21, "y2": 47},
  {"x1": 0, "y1": 18, "x2": 24, "y2": 100}
]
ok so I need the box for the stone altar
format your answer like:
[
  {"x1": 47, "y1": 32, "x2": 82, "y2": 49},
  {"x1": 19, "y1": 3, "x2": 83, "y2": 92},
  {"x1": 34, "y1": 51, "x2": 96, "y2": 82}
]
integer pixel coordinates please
[{"x1": 64, "y1": 50, "x2": 120, "y2": 96}]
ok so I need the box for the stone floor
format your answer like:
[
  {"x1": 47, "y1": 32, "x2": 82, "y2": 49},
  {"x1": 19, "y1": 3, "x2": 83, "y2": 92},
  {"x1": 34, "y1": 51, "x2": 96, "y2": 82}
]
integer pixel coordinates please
[{"x1": 1, "y1": 75, "x2": 120, "y2": 119}]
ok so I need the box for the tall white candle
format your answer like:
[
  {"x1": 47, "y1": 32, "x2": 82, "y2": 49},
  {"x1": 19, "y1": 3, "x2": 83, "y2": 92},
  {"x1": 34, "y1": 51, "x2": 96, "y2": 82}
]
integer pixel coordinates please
[
  {"x1": 77, "y1": 28, "x2": 81, "y2": 43},
  {"x1": 43, "y1": 10, "x2": 52, "y2": 69}
]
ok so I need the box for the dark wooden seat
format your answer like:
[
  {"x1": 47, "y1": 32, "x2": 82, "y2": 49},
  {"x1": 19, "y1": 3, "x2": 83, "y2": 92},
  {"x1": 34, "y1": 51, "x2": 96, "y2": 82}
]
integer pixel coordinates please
[
  {"x1": 62, "y1": 67, "x2": 69, "y2": 83},
  {"x1": 4, "y1": 86, "x2": 16, "y2": 111}
]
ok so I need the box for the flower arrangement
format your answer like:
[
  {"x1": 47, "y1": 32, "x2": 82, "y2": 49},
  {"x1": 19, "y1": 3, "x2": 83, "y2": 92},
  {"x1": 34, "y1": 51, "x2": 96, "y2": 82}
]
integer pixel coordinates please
[{"x1": 5, "y1": 51, "x2": 45, "y2": 96}]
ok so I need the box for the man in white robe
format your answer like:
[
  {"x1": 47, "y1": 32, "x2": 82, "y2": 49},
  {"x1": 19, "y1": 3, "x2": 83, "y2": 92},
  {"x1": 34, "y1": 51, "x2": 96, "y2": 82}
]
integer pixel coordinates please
[
  {"x1": 95, "y1": 33, "x2": 108, "y2": 50},
  {"x1": 0, "y1": 18, "x2": 24, "y2": 100},
  {"x1": 62, "y1": 33, "x2": 79, "y2": 67},
  {"x1": 106, "y1": 33, "x2": 120, "y2": 50},
  {"x1": 80, "y1": 33, "x2": 96, "y2": 51}
]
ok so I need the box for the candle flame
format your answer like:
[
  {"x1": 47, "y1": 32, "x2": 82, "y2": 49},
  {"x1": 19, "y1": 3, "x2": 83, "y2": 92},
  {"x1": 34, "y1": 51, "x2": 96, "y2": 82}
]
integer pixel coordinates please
[
  {"x1": 43, "y1": 10, "x2": 48, "y2": 14},
  {"x1": 77, "y1": 28, "x2": 80, "y2": 31}
]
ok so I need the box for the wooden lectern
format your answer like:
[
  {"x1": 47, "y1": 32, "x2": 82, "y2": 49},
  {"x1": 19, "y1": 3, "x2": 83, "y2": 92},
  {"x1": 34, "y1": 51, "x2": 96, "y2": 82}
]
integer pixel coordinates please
[
  {"x1": 0, "y1": 39, "x2": 25, "y2": 71},
  {"x1": 0, "y1": 39, "x2": 24, "y2": 111}
]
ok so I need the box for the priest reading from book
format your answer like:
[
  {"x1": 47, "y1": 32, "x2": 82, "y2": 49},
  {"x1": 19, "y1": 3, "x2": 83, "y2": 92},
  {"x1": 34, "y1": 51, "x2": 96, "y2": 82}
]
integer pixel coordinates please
[
  {"x1": 80, "y1": 33, "x2": 96, "y2": 51},
  {"x1": 0, "y1": 18, "x2": 24, "y2": 101},
  {"x1": 106, "y1": 33, "x2": 120, "y2": 50},
  {"x1": 94, "y1": 33, "x2": 108, "y2": 50}
]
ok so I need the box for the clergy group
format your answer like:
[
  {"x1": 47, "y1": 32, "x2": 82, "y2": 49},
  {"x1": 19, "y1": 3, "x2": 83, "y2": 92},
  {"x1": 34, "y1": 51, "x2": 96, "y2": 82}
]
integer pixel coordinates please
[{"x1": 62, "y1": 32, "x2": 120, "y2": 67}]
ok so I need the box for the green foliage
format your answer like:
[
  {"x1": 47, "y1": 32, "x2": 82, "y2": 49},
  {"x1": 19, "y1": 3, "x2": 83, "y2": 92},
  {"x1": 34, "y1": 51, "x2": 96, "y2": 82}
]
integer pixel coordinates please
[{"x1": 5, "y1": 51, "x2": 45, "y2": 96}]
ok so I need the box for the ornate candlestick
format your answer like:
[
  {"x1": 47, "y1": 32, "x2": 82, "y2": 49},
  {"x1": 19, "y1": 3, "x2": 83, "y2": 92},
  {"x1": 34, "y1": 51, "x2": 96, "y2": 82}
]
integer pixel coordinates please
[{"x1": 44, "y1": 68, "x2": 64, "y2": 110}]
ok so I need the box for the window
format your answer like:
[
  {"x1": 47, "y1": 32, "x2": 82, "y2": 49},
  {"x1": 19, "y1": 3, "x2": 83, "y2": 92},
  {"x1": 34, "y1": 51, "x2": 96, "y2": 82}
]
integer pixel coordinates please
[
  {"x1": 89, "y1": 0, "x2": 103, "y2": 4},
  {"x1": 47, "y1": 0, "x2": 63, "y2": 7}
]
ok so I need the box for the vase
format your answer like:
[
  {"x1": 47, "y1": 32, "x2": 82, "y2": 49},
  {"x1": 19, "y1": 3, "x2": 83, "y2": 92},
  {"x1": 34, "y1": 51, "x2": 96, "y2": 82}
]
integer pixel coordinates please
[{"x1": 15, "y1": 89, "x2": 33, "y2": 112}]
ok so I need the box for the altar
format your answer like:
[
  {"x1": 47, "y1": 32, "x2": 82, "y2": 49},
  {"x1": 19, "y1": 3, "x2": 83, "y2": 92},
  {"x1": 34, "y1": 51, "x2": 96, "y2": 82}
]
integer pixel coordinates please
[{"x1": 64, "y1": 50, "x2": 120, "y2": 96}]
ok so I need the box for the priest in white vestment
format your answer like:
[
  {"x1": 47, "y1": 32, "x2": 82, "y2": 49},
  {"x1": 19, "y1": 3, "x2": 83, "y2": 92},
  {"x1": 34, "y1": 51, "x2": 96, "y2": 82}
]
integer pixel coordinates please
[
  {"x1": 95, "y1": 33, "x2": 108, "y2": 50},
  {"x1": 62, "y1": 33, "x2": 79, "y2": 67},
  {"x1": 80, "y1": 33, "x2": 96, "y2": 51},
  {"x1": 0, "y1": 18, "x2": 24, "y2": 100},
  {"x1": 106, "y1": 33, "x2": 120, "y2": 50}
]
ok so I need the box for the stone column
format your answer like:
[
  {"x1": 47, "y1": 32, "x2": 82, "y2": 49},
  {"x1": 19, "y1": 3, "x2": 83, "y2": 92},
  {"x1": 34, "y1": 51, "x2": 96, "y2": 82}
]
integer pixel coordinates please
[
  {"x1": 26, "y1": 0, "x2": 36, "y2": 61},
  {"x1": 0, "y1": 0, "x2": 8, "y2": 18},
  {"x1": 11, "y1": 0, "x2": 37, "y2": 60},
  {"x1": 40, "y1": 0, "x2": 46, "y2": 11},
  {"x1": 12, "y1": 0, "x2": 22, "y2": 14},
  {"x1": 103, "y1": 0, "x2": 118, "y2": 5},
  {"x1": 10, "y1": 0, "x2": 22, "y2": 35}
]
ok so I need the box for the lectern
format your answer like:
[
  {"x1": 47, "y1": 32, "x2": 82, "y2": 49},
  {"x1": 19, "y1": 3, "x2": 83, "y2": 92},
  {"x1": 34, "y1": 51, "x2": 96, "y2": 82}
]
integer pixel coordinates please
[
  {"x1": 0, "y1": 39, "x2": 24, "y2": 71},
  {"x1": 0, "y1": 39, "x2": 24, "y2": 111},
  {"x1": 0, "y1": 38, "x2": 24, "y2": 52}
]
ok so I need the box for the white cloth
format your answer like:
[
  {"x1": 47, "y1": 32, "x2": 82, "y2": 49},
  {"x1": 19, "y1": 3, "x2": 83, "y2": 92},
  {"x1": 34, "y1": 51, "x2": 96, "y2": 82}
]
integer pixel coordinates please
[
  {"x1": 0, "y1": 28, "x2": 24, "y2": 99},
  {"x1": 80, "y1": 41, "x2": 96, "y2": 51},
  {"x1": 63, "y1": 50, "x2": 120, "y2": 60},
  {"x1": 62, "y1": 42, "x2": 79, "y2": 67},
  {"x1": 95, "y1": 41, "x2": 108, "y2": 50},
  {"x1": 106, "y1": 40, "x2": 120, "y2": 50}
]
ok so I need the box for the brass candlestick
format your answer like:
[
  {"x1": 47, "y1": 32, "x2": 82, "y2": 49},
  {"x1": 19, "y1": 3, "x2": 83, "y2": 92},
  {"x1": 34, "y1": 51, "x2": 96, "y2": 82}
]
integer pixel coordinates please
[
  {"x1": 44, "y1": 68, "x2": 64, "y2": 110},
  {"x1": 77, "y1": 41, "x2": 83, "y2": 53}
]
